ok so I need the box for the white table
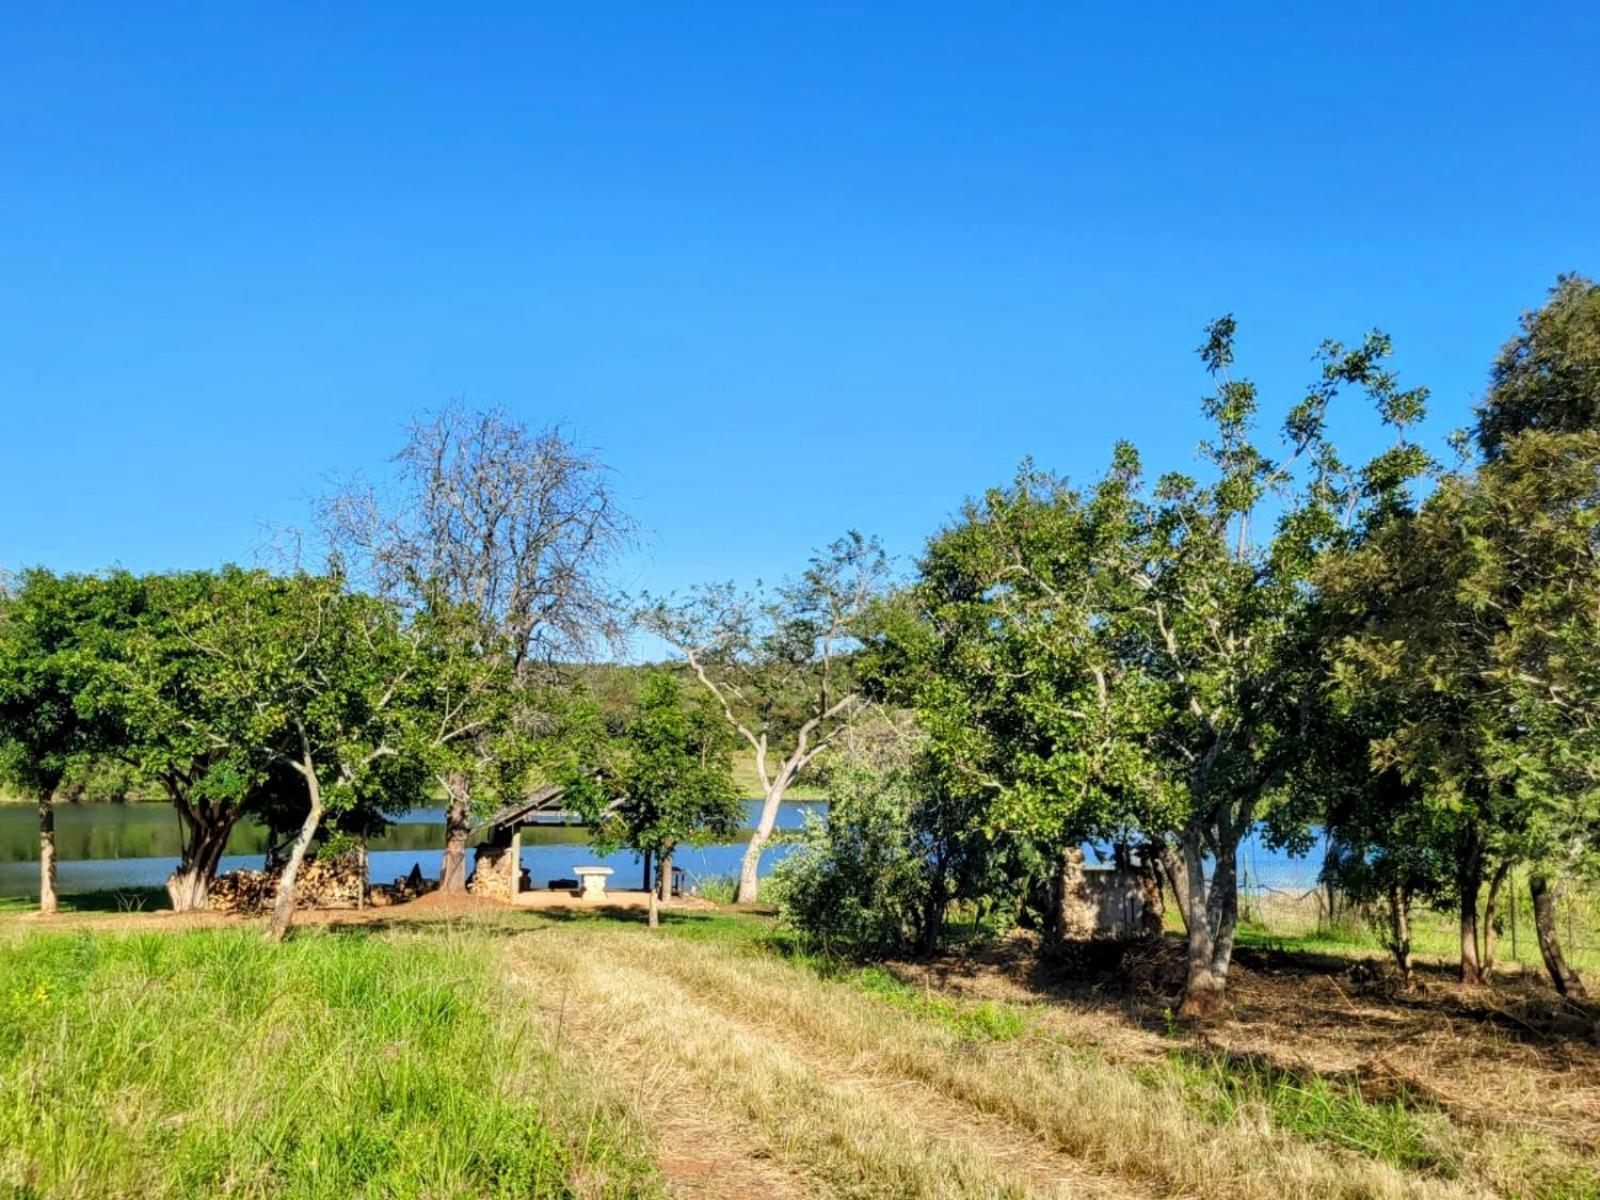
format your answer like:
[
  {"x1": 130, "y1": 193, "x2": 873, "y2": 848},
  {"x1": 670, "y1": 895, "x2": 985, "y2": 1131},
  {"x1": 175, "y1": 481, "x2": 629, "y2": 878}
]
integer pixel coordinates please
[{"x1": 573, "y1": 866, "x2": 614, "y2": 900}]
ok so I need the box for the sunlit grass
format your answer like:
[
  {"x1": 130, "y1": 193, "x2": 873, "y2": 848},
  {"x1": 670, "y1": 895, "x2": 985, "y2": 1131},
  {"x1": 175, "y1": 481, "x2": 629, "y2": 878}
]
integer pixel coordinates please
[{"x1": 0, "y1": 925, "x2": 660, "y2": 1199}]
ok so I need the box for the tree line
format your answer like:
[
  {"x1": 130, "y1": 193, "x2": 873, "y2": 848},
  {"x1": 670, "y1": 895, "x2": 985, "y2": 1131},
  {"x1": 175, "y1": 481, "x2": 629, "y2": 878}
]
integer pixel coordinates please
[
  {"x1": 1, "y1": 276, "x2": 1596, "y2": 1020},
  {"x1": 778, "y1": 275, "x2": 1600, "y2": 1018}
]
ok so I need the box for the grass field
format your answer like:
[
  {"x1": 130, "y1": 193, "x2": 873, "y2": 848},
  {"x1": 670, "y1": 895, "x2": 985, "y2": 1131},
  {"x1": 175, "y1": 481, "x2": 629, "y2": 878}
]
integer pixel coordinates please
[
  {"x1": 3, "y1": 904, "x2": 1598, "y2": 1199},
  {"x1": 730, "y1": 750, "x2": 825, "y2": 800}
]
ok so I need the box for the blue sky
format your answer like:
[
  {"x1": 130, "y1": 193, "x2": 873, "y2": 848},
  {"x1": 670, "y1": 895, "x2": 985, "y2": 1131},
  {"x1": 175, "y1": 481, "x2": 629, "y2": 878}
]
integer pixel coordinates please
[{"x1": 3, "y1": 3, "x2": 1598, "y2": 620}]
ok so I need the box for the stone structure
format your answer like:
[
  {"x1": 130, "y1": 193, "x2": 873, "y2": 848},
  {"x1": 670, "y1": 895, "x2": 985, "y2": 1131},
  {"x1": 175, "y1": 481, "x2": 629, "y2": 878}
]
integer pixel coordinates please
[
  {"x1": 469, "y1": 779, "x2": 626, "y2": 899},
  {"x1": 575, "y1": 866, "x2": 614, "y2": 899},
  {"x1": 467, "y1": 844, "x2": 531, "y2": 900},
  {"x1": 1050, "y1": 848, "x2": 1156, "y2": 941}
]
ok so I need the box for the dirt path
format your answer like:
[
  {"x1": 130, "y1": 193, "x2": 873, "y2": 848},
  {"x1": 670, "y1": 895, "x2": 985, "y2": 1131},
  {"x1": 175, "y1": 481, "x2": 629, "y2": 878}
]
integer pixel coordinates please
[{"x1": 502, "y1": 932, "x2": 1150, "y2": 1200}]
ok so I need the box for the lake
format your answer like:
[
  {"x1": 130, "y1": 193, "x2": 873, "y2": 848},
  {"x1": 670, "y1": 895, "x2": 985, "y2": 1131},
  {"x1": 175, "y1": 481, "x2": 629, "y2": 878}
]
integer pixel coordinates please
[{"x1": 0, "y1": 800, "x2": 828, "y2": 898}]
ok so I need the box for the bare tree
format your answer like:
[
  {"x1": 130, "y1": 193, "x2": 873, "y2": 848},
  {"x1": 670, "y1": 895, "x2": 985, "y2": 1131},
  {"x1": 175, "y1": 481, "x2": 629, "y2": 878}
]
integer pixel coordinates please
[
  {"x1": 644, "y1": 533, "x2": 888, "y2": 903},
  {"x1": 320, "y1": 402, "x2": 634, "y2": 891}
]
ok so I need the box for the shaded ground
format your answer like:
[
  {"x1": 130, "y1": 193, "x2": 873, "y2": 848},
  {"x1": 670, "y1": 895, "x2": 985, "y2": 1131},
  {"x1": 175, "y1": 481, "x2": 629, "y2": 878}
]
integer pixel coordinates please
[{"x1": 891, "y1": 932, "x2": 1600, "y2": 1160}]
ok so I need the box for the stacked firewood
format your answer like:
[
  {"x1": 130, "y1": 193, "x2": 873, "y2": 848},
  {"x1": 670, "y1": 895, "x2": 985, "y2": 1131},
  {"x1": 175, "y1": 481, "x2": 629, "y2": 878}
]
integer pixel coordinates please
[
  {"x1": 204, "y1": 851, "x2": 370, "y2": 915},
  {"x1": 367, "y1": 862, "x2": 438, "y2": 907},
  {"x1": 205, "y1": 869, "x2": 279, "y2": 915}
]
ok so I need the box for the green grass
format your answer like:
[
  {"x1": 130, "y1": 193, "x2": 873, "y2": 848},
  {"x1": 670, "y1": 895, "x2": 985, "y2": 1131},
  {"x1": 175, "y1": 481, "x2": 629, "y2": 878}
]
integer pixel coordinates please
[
  {"x1": 0, "y1": 925, "x2": 661, "y2": 1199},
  {"x1": 731, "y1": 749, "x2": 825, "y2": 799},
  {"x1": 0, "y1": 886, "x2": 171, "y2": 917},
  {"x1": 852, "y1": 965, "x2": 1030, "y2": 1041},
  {"x1": 1142, "y1": 1050, "x2": 1459, "y2": 1176}
]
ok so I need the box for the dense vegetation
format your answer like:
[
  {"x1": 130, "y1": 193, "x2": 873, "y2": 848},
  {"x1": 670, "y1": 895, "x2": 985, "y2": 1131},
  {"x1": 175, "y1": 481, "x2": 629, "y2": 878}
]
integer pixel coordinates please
[
  {"x1": 778, "y1": 275, "x2": 1600, "y2": 1017},
  {"x1": 2, "y1": 277, "x2": 1598, "y2": 1023}
]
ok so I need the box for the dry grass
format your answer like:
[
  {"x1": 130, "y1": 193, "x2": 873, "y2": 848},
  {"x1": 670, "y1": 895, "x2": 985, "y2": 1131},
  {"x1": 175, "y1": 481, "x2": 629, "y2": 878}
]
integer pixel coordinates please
[
  {"x1": 881, "y1": 933, "x2": 1600, "y2": 1199},
  {"x1": 9, "y1": 899, "x2": 1598, "y2": 1199},
  {"x1": 500, "y1": 923, "x2": 1529, "y2": 1200}
]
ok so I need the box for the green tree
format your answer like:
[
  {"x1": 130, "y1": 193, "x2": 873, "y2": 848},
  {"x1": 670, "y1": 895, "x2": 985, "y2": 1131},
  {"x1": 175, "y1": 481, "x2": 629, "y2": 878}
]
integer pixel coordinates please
[
  {"x1": 774, "y1": 719, "x2": 998, "y2": 956},
  {"x1": 582, "y1": 671, "x2": 742, "y2": 927},
  {"x1": 1125, "y1": 320, "x2": 1429, "y2": 1016},
  {"x1": 1327, "y1": 431, "x2": 1600, "y2": 992},
  {"x1": 71, "y1": 569, "x2": 290, "y2": 911},
  {"x1": 170, "y1": 569, "x2": 418, "y2": 940},
  {"x1": 875, "y1": 319, "x2": 1428, "y2": 1014},
  {"x1": 0, "y1": 570, "x2": 141, "y2": 913},
  {"x1": 1476, "y1": 274, "x2": 1600, "y2": 458},
  {"x1": 644, "y1": 532, "x2": 889, "y2": 903},
  {"x1": 864, "y1": 454, "x2": 1170, "y2": 945}
]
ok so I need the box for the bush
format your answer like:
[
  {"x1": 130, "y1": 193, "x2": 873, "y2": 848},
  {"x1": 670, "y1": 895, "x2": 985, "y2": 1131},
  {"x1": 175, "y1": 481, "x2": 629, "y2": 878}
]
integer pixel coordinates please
[{"x1": 774, "y1": 761, "x2": 932, "y2": 956}]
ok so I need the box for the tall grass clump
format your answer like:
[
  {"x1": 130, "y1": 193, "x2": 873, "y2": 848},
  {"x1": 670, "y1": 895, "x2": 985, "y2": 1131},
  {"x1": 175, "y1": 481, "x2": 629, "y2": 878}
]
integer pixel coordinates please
[
  {"x1": 1143, "y1": 1051, "x2": 1460, "y2": 1176},
  {"x1": 0, "y1": 926, "x2": 659, "y2": 1199}
]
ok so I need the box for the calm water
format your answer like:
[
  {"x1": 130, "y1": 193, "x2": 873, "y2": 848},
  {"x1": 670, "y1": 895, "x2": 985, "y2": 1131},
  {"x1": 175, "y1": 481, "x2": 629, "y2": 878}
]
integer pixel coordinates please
[{"x1": 0, "y1": 800, "x2": 827, "y2": 898}]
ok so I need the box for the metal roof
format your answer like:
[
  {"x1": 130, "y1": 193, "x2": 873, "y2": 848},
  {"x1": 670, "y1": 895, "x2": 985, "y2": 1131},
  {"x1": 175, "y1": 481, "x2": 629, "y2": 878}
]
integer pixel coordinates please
[{"x1": 473, "y1": 781, "x2": 621, "y2": 832}]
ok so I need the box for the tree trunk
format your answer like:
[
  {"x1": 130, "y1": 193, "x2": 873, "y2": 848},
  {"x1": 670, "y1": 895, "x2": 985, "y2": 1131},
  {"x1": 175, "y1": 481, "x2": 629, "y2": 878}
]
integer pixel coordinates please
[
  {"x1": 269, "y1": 754, "x2": 325, "y2": 943},
  {"x1": 1155, "y1": 840, "x2": 1194, "y2": 934},
  {"x1": 439, "y1": 773, "x2": 472, "y2": 894},
  {"x1": 1530, "y1": 872, "x2": 1587, "y2": 1000},
  {"x1": 1482, "y1": 861, "x2": 1509, "y2": 978},
  {"x1": 1457, "y1": 830, "x2": 1485, "y2": 986},
  {"x1": 917, "y1": 871, "x2": 948, "y2": 956},
  {"x1": 1137, "y1": 845, "x2": 1166, "y2": 940},
  {"x1": 1178, "y1": 820, "x2": 1242, "y2": 1019},
  {"x1": 38, "y1": 794, "x2": 58, "y2": 916},
  {"x1": 648, "y1": 848, "x2": 670, "y2": 929},
  {"x1": 1387, "y1": 882, "x2": 1414, "y2": 986},
  {"x1": 166, "y1": 806, "x2": 240, "y2": 913},
  {"x1": 1322, "y1": 830, "x2": 1341, "y2": 925},
  {"x1": 1041, "y1": 848, "x2": 1070, "y2": 943},
  {"x1": 734, "y1": 776, "x2": 788, "y2": 904}
]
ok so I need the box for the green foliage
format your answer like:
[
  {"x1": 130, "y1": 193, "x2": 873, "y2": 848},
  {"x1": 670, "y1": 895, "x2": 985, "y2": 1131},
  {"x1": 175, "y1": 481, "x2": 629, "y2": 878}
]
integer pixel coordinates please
[
  {"x1": 689, "y1": 873, "x2": 740, "y2": 904},
  {"x1": 1476, "y1": 273, "x2": 1600, "y2": 458},
  {"x1": 774, "y1": 747, "x2": 995, "y2": 955},
  {"x1": 1323, "y1": 429, "x2": 1600, "y2": 932},
  {"x1": 578, "y1": 670, "x2": 743, "y2": 862},
  {"x1": 775, "y1": 758, "x2": 931, "y2": 955},
  {"x1": 0, "y1": 569, "x2": 144, "y2": 799},
  {"x1": 866, "y1": 316, "x2": 1431, "y2": 1001},
  {"x1": 865, "y1": 453, "x2": 1170, "y2": 854},
  {"x1": 852, "y1": 967, "x2": 1029, "y2": 1041},
  {"x1": 403, "y1": 598, "x2": 542, "y2": 819}
]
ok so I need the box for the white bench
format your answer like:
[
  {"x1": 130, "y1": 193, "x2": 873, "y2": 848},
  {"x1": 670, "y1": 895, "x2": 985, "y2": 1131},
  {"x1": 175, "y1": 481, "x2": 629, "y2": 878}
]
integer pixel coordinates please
[{"x1": 573, "y1": 866, "x2": 614, "y2": 900}]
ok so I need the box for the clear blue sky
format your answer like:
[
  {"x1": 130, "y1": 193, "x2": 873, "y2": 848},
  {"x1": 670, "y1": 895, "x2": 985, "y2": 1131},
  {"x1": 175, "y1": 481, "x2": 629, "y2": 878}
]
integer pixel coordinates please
[{"x1": 3, "y1": 3, "x2": 1598, "y2": 619}]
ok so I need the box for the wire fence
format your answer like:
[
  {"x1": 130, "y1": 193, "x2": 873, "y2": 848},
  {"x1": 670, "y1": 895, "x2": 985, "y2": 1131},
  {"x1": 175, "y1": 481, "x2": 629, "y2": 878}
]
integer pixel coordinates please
[{"x1": 1235, "y1": 848, "x2": 1600, "y2": 976}]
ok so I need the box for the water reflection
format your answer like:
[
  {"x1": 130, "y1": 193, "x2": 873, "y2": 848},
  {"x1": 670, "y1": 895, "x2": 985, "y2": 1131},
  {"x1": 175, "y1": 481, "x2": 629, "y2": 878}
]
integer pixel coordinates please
[{"x1": 0, "y1": 800, "x2": 826, "y2": 897}]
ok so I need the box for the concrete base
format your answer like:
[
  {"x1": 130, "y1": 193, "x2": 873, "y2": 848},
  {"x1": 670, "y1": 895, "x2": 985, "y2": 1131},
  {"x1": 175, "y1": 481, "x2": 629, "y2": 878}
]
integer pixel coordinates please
[{"x1": 508, "y1": 888, "x2": 715, "y2": 911}]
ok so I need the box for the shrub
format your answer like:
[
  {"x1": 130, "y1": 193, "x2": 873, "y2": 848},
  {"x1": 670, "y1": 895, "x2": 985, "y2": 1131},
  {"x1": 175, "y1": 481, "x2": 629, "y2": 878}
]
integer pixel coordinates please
[{"x1": 774, "y1": 760, "x2": 933, "y2": 956}]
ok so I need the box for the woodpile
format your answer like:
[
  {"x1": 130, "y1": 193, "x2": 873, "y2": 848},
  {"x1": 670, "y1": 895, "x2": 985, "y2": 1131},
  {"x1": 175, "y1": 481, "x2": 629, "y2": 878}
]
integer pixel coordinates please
[
  {"x1": 368, "y1": 863, "x2": 439, "y2": 907},
  {"x1": 204, "y1": 851, "x2": 370, "y2": 915}
]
